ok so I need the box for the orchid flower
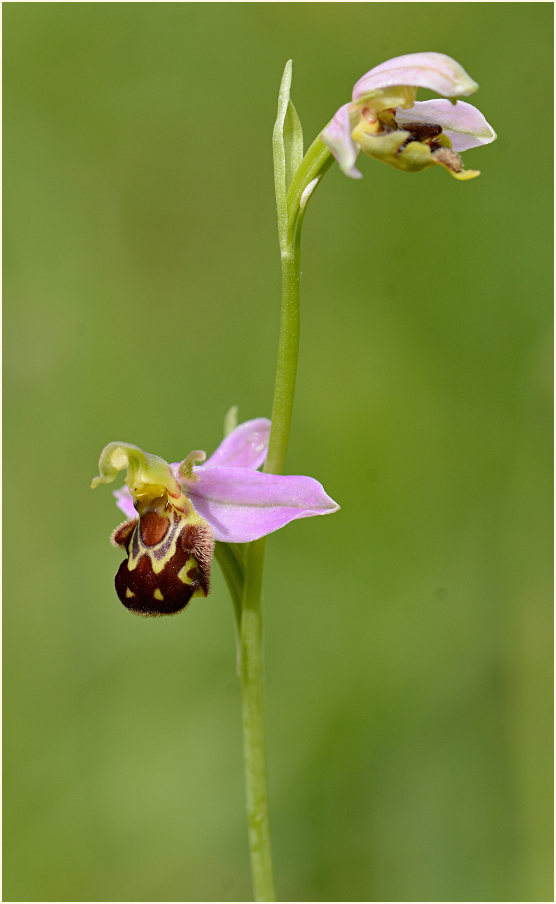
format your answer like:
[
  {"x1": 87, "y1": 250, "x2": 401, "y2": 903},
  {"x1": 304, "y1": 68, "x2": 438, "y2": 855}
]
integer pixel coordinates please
[
  {"x1": 321, "y1": 52, "x2": 497, "y2": 180},
  {"x1": 91, "y1": 418, "x2": 339, "y2": 616}
]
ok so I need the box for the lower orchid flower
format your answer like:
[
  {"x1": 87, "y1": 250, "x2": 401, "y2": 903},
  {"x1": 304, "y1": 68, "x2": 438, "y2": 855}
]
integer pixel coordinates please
[
  {"x1": 91, "y1": 418, "x2": 339, "y2": 616},
  {"x1": 321, "y1": 51, "x2": 496, "y2": 180}
]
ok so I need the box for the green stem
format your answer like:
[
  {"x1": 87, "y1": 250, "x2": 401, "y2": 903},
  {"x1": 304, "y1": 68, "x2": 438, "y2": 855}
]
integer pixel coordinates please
[
  {"x1": 265, "y1": 233, "x2": 301, "y2": 477},
  {"x1": 237, "y1": 115, "x2": 333, "y2": 902},
  {"x1": 266, "y1": 138, "x2": 332, "y2": 476},
  {"x1": 238, "y1": 537, "x2": 273, "y2": 901}
]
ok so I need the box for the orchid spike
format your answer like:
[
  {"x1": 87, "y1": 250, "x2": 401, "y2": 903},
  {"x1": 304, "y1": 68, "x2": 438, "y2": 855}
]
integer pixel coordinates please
[
  {"x1": 92, "y1": 419, "x2": 339, "y2": 615},
  {"x1": 321, "y1": 52, "x2": 496, "y2": 180}
]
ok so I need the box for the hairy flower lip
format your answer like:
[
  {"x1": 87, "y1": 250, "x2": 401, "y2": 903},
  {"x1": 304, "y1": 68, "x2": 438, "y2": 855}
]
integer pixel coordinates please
[{"x1": 112, "y1": 418, "x2": 339, "y2": 544}]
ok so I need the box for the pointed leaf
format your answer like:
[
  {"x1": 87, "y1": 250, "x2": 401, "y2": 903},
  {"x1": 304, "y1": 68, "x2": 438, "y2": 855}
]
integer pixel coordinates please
[
  {"x1": 273, "y1": 59, "x2": 294, "y2": 244},
  {"x1": 283, "y1": 99, "x2": 303, "y2": 190}
]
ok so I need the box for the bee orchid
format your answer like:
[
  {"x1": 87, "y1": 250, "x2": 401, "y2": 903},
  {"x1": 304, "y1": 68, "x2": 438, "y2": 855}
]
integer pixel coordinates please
[
  {"x1": 321, "y1": 52, "x2": 496, "y2": 180},
  {"x1": 92, "y1": 418, "x2": 339, "y2": 616}
]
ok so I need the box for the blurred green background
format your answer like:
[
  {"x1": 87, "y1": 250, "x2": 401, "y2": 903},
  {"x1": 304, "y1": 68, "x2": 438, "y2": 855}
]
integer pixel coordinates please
[{"x1": 3, "y1": 3, "x2": 553, "y2": 901}]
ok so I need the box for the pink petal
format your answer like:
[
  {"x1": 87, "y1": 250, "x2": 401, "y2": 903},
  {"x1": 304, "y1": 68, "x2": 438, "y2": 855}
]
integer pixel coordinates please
[
  {"x1": 188, "y1": 466, "x2": 340, "y2": 543},
  {"x1": 203, "y1": 417, "x2": 271, "y2": 469},
  {"x1": 321, "y1": 102, "x2": 362, "y2": 179},
  {"x1": 114, "y1": 486, "x2": 135, "y2": 519},
  {"x1": 353, "y1": 52, "x2": 478, "y2": 102},
  {"x1": 395, "y1": 99, "x2": 497, "y2": 152}
]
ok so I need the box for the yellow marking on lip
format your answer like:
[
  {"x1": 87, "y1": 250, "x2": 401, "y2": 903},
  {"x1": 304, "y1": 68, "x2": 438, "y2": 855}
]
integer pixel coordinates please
[
  {"x1": 153, "y1": 588, "x2": 164, "y2": 601},
  {"x1": 177, "y1": 557, "x2": 197, "y2": 585},
  {"x1": 125, "y1": 588, "x2": 135, "y2": 599}
]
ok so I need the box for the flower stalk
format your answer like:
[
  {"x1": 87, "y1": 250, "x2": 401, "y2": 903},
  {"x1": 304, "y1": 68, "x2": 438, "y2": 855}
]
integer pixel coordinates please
[{"x1": 236, "y1": 62, "x2": 333, "y2": 902}]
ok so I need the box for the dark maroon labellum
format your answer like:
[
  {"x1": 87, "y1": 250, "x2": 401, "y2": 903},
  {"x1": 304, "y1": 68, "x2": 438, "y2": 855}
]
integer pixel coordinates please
[{"x1": 112, "y1": 512, "x2": 214, "y2": 616}]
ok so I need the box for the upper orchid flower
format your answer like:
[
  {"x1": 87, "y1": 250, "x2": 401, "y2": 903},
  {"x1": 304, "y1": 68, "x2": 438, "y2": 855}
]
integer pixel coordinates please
[
  {"x1": 91, "y1": 418, "x2": 339, "y2": 617},
  {"x1": 321, "y1": 52, "x2": 497, "y2": 180}
]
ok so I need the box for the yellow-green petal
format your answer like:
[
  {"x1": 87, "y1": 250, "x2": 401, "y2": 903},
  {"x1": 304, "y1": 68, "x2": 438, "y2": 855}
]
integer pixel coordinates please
[{"x1": 91, "y1": 442, "x2": 181, "y2": 502}]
